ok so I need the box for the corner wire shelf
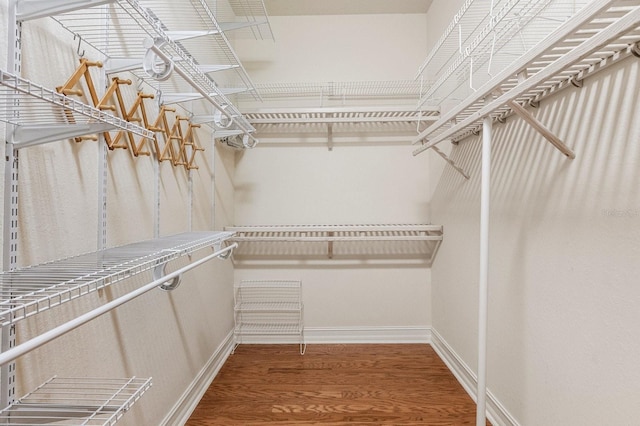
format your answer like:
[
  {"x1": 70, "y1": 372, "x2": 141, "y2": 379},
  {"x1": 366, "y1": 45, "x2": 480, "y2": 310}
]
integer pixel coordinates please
[
  {"x1": 416, "y1": 0, "x2": 586, "y2": 108},
  {"x1": 47, "y1": 0, "x2": 259, "y2": 140},
  {"x1": 226, "y1": 0, "x2": 274, "y2": 40},
  {"x1": 0, "y1": 376, "x2": 151, "y2": 426},
  {"x1": 0, "y1": 231, "x2": 234, "y2": 327},
  {"x1": 413, "y1": 0, "x2": 640, "y2": 157},
  {"x1": 0, "y1": 69, "x2": 154, "y2": 147},
  {"x1": 225, "y1": 224, "x2": 443, "y2": 264}
]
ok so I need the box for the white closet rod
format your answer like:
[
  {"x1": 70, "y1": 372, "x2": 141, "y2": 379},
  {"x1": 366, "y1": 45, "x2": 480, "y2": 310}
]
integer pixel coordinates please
[
  {"x1": 0, "y1": 243, "x2": 237, "y2": 367},
  {"x1": 145, "y1": 41, "x2": 258, "y2": 147}
]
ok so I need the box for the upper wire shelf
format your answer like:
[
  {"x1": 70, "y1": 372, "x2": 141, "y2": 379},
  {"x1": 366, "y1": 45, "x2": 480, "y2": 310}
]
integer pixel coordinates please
[
  {"x1": 416, "y1": 0, "x2": 591, "y2": 108},
  {"x1": 0, "y1": 376, "x2": 151, "y2": 425},
  {"x1": 413, "y1": 0, "x2": 640, "y2": 153},
  {"x1": 48, "y1": 0, "x2": 258, "y2": 136},
  {"x1": 226, "y1": 0, "x2": 274, "y2": 40},
  {"x1": 0, "y1": 231, "x2": 234, "y2": 327},
  {"x1": 241, "y1": 80, "x2": 426, "y2": 101},
  {"x1": 0, "y1": 69, "x2": 154, "y2": 147}
]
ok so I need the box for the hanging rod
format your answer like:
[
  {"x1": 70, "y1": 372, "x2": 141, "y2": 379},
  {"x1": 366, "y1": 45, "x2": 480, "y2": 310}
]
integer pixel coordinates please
[
  {"x1": 0, "y1": 232, "x2": 234, "y2": 327},
  {"x1": 0, "y1": 243, "x2": 237, "y2": 367}
]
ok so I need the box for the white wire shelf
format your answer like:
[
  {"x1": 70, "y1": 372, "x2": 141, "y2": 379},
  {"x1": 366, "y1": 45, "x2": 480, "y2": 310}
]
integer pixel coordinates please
[
  {"x1": 0, "y1": 69, "x2": 154, "y2": 147},
  {"x1": 235, "y1": 302, "x2": 301, "y2": 312},
  {"x1": 416, "y1": 0, "x2": 590, "y2": 107},
  {"x1": 48, "y1": 0, "x2": 258, "y2": 138},
  {"x1": 234, "y1": 322, "x2": 303, "y2": 335},
  {"x1": 0, "y1": 376, "x2": 151, "y2": 426},
  {"x1": 413, "y1": 0, "x2": 640, "y2": 153},
  {"x1": 241, "y1": 80, "x2": 426, "y2": 100},
  {"x1": 226, "y1": 0, "x2": 273, "y2": 40},
  {"x1": 225, "y1": 224, "x2": 443, "y2": 263},
  {"x1": 0, "y1": 231, "x2": 234, "y2": 327}
]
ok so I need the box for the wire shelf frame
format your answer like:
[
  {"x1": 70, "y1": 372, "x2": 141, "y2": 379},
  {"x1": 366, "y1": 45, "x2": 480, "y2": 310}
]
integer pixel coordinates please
[
  {"x1": 416, "y1": 0, "x2": 591, "y2": 108},
  {"x1": 243, "y1": 80, "x2": 426, "y2": 100},
  {"x1": 0, "y1": 376, "x2": 151, "y2": 426},
  {"x1": 0, "y1": 69, "x2": 154, "y2": 145},
  {"x1": 413, "y1": 0, "x2": 640, "y2": 152},
  {"x1": 0, "y1": 231, "x2": 234, "y2": 327},
  {"x1": 50, "y1": 0, "x2": 258, "y2": 135},
  {"x1": 225, "y1": 224, "x2": 443, "y2": 264},
  {"x1": 226, "y1": 0, "x2": 274, "y2": 40}
]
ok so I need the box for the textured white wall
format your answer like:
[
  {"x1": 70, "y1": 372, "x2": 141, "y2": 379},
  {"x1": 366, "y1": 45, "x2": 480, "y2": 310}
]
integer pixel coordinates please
[
  {"x1": 232, "y1": 11, "x2": 432, "y2": 332},
  {"x1": 2, "y1": 3, "x2": 239, "y2": 424},
  {"x1": 430, "y1": 58, "x2": 640, "y2": 425}
]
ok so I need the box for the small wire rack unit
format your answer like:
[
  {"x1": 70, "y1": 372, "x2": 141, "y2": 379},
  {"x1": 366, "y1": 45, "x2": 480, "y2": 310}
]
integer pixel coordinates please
[
  {"x1": 0, "y1": 231, "x2": 234, "y2": 327},
  {"x1": 225, "y1": 224, "x2": 443, "y2": 263},
  {"x1": 0, "y1": 377, "x2": 151, "y2": 425},
  {"x1": 233, "y1": 280, "x2": 305, "y2": 354},
  {"x1": 0, "y1": 69, "x2": 154, "y2": 148},
  {"x1": 413, "y1": 0, "x2": 640, "y2": 154}
]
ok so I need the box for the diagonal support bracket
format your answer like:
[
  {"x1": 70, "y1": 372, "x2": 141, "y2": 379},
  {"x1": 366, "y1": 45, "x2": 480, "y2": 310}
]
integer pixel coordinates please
[
  {"x1": 431, "y1": 145, "x2": 470, "y2": 180},
  {"x1": 507, "y1": 100, "x2": 575, "y2": 159}
]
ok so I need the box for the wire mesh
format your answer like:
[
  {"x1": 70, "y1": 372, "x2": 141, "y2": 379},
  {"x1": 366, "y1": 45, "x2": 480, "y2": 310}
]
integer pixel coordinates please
[
  {"x1": 0, "y1": 231, "x2": 234, "y2": 327},
  {"x1": 0, "y1": 377, "x2": 151, "y2": 426}
]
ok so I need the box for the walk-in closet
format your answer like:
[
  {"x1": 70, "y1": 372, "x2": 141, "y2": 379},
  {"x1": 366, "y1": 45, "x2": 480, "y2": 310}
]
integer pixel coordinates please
[{"x1": 1, "y1": 0, "x2": 639, "y2": 425}]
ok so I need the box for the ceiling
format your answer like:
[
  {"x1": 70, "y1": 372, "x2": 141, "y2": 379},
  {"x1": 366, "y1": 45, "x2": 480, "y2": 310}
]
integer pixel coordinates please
[{"x1": 263, "y1": 0, "x2": 433, "y2": 16}]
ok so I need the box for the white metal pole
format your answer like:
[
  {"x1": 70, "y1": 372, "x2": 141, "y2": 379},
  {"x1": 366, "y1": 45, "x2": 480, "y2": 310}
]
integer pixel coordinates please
[
  {"x1": 476, "y1": 116, "x2": 491, "y2": 426},
  {"x1": 0, "y1": 243, "x2": 237, "y2": 367}
]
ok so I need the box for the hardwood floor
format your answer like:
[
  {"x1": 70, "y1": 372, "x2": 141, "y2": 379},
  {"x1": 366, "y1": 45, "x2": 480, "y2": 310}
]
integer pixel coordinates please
[{"x1": 187, "y1": 344, "x2": 490, "y2": 425}]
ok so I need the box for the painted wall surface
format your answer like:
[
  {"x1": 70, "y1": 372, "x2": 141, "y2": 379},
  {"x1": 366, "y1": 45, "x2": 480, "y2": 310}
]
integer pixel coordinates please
[
  {"x1": 233, "y1": 12, "x2": 432, "y2": 333},
  {"x1": 430, "y1": 58, "x2": 640, "y2": 425},
  {"x1": 1, "y1": 3, "x2": 239, "y2": 425}
]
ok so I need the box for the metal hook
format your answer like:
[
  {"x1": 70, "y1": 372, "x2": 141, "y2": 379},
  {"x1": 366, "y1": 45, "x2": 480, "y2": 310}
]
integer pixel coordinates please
[{"x1": 74, "y1": 33, "x2": 85, "y2": 58}]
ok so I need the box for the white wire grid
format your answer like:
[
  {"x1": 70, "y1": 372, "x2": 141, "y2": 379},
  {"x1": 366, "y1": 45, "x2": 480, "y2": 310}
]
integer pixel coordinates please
[
  {"x1": 0, "y1": 231, "x2": 234, "y2": 327},
  {"x1": 0, "y1": 70, "x2": 154, "y2": 143},
  {"x1": 226, "y1": 0, "x2": 273, "y2": 40},
  {"x1": 233, "y1": 280, "x2": 305, "y2": 353},
  {"x1": 225, "y1": 225, "x2": 443, "y2": 262},
  {"x1": 413, "y1": 0, "x2": 640, "y2": 150},
  {"x1": 0, "y1": 377, "x2": 151, "y2": 425},
  {"x1": 417, "y1": 0, "x2": 592, "y2": 107},
  {"x1": 50, "y1": 0, "x2": 258, "y2": 132},
  {"x1": 244, "y1": 80, "x2": 425, "y2": 100}
]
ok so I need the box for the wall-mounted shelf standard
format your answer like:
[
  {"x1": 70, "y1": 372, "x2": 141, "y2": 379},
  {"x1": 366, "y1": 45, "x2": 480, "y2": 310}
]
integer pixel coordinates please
[
  {"x1": 0, "y1": 69, "x2": 154, "y2": 148},
  {"x1": 0, "y1": 376, "x2": 151, "y2": 425},
  {"x1": 234, "y1": 280, "x2": 305, "y2": 354},
  {"x1": 0, "y1": 231, "x2": 234, "y2": 327},
  {"x1": 225, "y1": 224, "x2": 443, "y2": 264},
  {"x1": 413, "y1": 0, "x2": 640, "y2": 158}
]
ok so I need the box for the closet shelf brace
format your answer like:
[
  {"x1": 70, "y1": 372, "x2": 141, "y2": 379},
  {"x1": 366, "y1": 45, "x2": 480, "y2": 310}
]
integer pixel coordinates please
[{"x1": 0, "y1": 243, "x2": 237, "y2": 368}]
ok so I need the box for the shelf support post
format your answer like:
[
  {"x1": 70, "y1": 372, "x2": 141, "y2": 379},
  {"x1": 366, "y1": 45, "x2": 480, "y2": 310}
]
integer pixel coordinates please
[{"x1": 476, "y1": 116, "x2": 491, "y2": 426}]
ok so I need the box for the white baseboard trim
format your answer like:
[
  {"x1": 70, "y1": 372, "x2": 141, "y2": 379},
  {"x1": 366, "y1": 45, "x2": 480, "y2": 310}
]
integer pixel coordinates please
[
  {"x1": 306, "y1": 325, "x2": 432, "y2": 343},
  {"x1": 430, "y1": 328, "x2": 520, "y2": 426},
  {"x1": 160, "y1": 331, "x2": 235, "y2": 426}
]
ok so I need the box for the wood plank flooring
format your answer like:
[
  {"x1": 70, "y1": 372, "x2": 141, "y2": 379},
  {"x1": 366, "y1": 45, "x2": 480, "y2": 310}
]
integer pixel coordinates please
[{"x1": 187, "y1": 344, "x2": 490, "y2": 425}]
